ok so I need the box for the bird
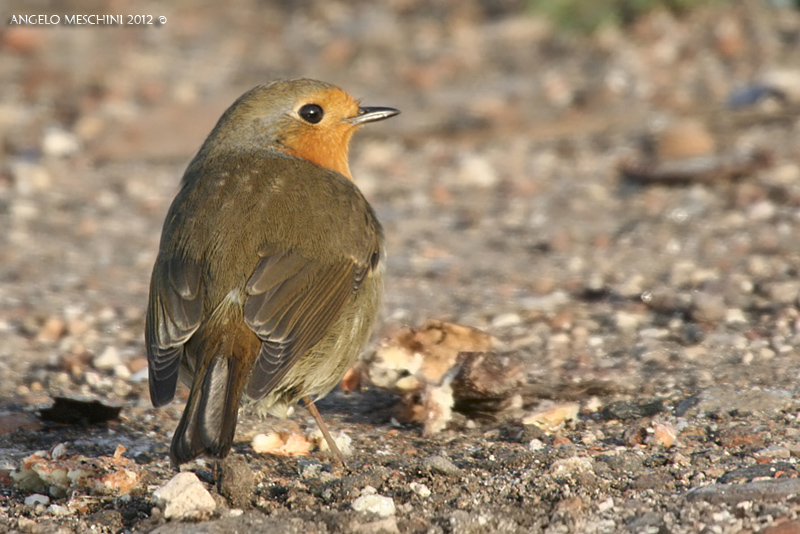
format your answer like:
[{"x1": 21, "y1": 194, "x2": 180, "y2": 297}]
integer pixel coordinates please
[{"x1": 145, "y1": 78, "x2": 399, "y2": 466}]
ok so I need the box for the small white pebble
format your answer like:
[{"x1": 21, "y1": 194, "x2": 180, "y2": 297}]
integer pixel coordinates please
[
  {"x1": 584, "y1": 397, "x2": 603, "y2": 413},
  {"x1": 84, "y1": 371, "x2": 104, "y2": 388},
  {"x1": 42, "y1": 127, "x2": 80, "y2": 158},
  {"x1": 24, "y1": 494, "x2": 50, "y2": 507},
  {"x1": 51, "y1": 443, "x2": 67, "y2": 460},
  {"x1": 409, "y1": 482, "x2": 431, "y2": 498},
  {"x1": 491, "y1": 313, "x2": 522, "y2": 329},
  {"x1": 597, "y1": 497, "x2": 614, "y2": 513},
  {"x1": 93, "y1": 346, "x2": 122, "y2": 370},
  {"x1": 153, "y1": 472, "x2": 216, "y2": 520},
  {"x1": 114, "y1": 364, "x2": 131, "y2": 380},
  {"x1": 352, "y1": 493, "x2": 396, "y2": 517},
  {"x1": 725, "y1": 308, "x2": 747, "y2": 324},
  {"x1": 528, "y1": 439, "x2": 545, "y2": 451},
  {"x1": 47, "y1": 504, "x2": 69, "y2": 516}
]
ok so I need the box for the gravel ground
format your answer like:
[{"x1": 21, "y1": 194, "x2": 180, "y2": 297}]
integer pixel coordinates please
[{"x1": 2, "y1": 1, "x2": 800, "y2": 533}]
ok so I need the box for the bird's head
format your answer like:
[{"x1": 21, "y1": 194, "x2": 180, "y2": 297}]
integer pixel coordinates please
[{"x1": 208, "y1": 79, "x2": 399, "y2": 180}]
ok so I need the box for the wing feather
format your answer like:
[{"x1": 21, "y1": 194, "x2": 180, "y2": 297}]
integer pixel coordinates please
[{"x1": 145, "y1": 256, "x2": 203, "y2": 407}]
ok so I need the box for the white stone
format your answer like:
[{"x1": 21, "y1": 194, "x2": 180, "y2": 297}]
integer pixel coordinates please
[
  {"x1": 352, "y1": 493, "x2": 396, "y2": 517},
  {"x1": 153, "y1": 472, "x2": 216, "y2": 520},
  {"x1": 457, "y1": 154, "x2": 498, "y2": 188},
  {"x1": 113, "y1": 364, "x2": 131, "y2": 380},
  {"x1": 47, "y1": 503, "x2": 70, "y2": 515},
  {"x1": 597, "y1": 497, "x2": 614, "y2": 513},
  {"x1": 748, "y1": 200, "x2": 776, "y2": 221},
  {"x1": 491, "y1": 313, "x2": 522, "y2": 329},
  {"x1": 42, "y1": 127, "x2": 80, "y2": 158},
  {"x1": 409, "y1": 482, "x2": 431, "y2": 498},
  {"x1": 548, "y1": 456, "x2": 593, "y2": 476},
  {"x1": 528, "y1": 438, "x2": 545, "y2": 451},
  {"x1": 24, "y1": 493, "x2": 50, "y2": 506},
  {"x1": 93, "y1": 346, "x2": 122, "y2": 370}
]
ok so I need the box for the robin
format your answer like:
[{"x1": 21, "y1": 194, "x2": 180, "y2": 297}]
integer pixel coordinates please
[{"x1": 145, "y1": 79, "x2": 399, "y2": 466}]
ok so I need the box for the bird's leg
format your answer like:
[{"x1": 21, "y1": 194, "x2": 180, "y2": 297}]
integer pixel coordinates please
[{"x1": 303, "y1": 396, "x2": 347, "y2": 469}]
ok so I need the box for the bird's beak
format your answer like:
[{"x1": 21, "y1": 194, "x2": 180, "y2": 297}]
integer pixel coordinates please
[{"x1": 349, "y1": 106, "x2": 400, "y2": 126}]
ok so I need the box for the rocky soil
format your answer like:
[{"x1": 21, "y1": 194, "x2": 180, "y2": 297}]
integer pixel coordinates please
[{"x1": 2, "y1": 0, "x2": 800, "y2": 532}]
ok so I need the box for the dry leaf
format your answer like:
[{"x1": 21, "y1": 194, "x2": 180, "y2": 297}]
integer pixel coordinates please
[
  {"x1": 12, "y1": 443, "x2": 139, "y2": 497},
  {"x1": 363, "y1": 320, "x2": 498, "y2": 394},
  {"x1": 452, "y1": 351, "x2": 525, "y2": 401}
]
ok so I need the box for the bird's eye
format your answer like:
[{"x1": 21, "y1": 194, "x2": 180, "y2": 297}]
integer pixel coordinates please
[{"x1": 298, "y1": 104, "x2": 324, "y2": 124}]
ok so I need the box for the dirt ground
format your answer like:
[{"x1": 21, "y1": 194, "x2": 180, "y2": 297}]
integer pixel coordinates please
[{"x1": 2, "y1": 0, "x2": 800, "y2": 532}]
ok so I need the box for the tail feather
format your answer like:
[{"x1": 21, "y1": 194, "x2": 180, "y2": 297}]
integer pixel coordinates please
[{"x1": 170, "y1": 354, "x2": 244, "y2": 465}]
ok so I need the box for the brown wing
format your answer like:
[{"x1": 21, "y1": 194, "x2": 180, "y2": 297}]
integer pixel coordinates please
[
  {"x1": 145, "y1": 255, "x2": 203, "y2": 407},
  {"x1": 243, "y1": 244, "x2": 376, "y2": 400}
]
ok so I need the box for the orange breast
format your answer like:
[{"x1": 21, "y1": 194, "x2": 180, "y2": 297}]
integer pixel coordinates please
[{"x1": 280, "y1": 124, "x2": 355, "y2": 180}]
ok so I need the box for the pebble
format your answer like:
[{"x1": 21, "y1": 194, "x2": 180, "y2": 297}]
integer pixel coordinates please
[
  {"x1": 675, "y1": 385, "x2": 794, "y2": 418},
  {"x1": 754, "y1": 445, "x2": 791, "y2": 461},
  {"x1": 597, "y1": 497, "x2": 615, "y2": 513},
  {"x1": 760, "y1": 281, "x2": 800, "y2": 305},
  {"x1": 761, "y1": 69, "x2": 800, "y2": 104},
  {"x1": 11, "y1": 161, "x2": 52, "y2": 195},
  {"x1": 84, "y1": 371, "x2": 106, "y2": 389},
  {"x1": 601, "y1": 399, "x2": 664, "y2": 420},
  {"x1": 24, "y1": 493, "x2": 50, "y2": 506},
  {"x1": 686, "y1": 478, "x2": 800, "y2": 504},
  {"x1": 409, "y1": 482, "x2": 431, "y2": 498},
  {"x1": 718, "y1": 462, "x2": 795, "y2": 484},
  {"x1": 614, "y1": 311, "x2": 643, "y2": 332},
  {"x1": 42, "y1": 127, "x2": 80, "y2": 158},
  {"x1": 51, "y1": 443, "x2": 67, "y2": 460},
  {"x1": 549, "y1": 457, "x2": 593, "y2": 476},
  {"x1": 350, "y1": 517, "x2": 400, "y2": 534},
  {"x1": 38, "y1": 317, "x2": 66, "y2": 342},
  {"x1": 422, "y1": 455, "x2": 462, "y2": 476},
  {"x1": 786, "y1": 442, "x2": 800, "y2": 458},
  {"x1": 113, "y1": 364, "x2": 131, "y2": 380},
  {"x1": 352, "y1": 492, "x2": 396, "y2": 517},
  {"x1": 48, "y1": 504, "x2": 69, "y2": 516},
  {"x1": 152, "y1": 472, "x2": 217, "y2": 521},
  {"x1": 725, "y1": 308, "x2": 748, "y2": 324},
  {"x1": 528, "y1": 438, "x2": 545, "y2": 451},
  {"x1": 655, "y1": 119, "x2": 716, "y2": 160},
  {"x1": 519, "y1": 291, "x2": 569, "y2": 312},
  {"x1": 457, "y1": 154, "x2": 498, "y2": 188},
  {"x1": 747, "y1": 200, "x2": 776, "y2": 221},
  {"x1": 690, "y1": 292, "x2": 727, "y2": 323},
  {"x1": 649, "y1": 421, "x2": 677, "y2": 448},
  {"x1": 67, "y1": 318, "x2": 89, "y2": 337},
  {"x1": 314, "y1": 429, "x2": 352, "y2": 456},
  {"x1": 93, "y1": 346, "x2": 122, "y2": 370},
  {"x1": 490, "y1": 312, "x2": 521, "y2": 329},
  {"x1": 766, "y1": 162, "x2": 800, "y2": 185}
]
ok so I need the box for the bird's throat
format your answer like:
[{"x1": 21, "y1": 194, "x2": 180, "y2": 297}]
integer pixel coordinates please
[{"x1": 280, "y1": 125, "x2": 354, "y2": 181}]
